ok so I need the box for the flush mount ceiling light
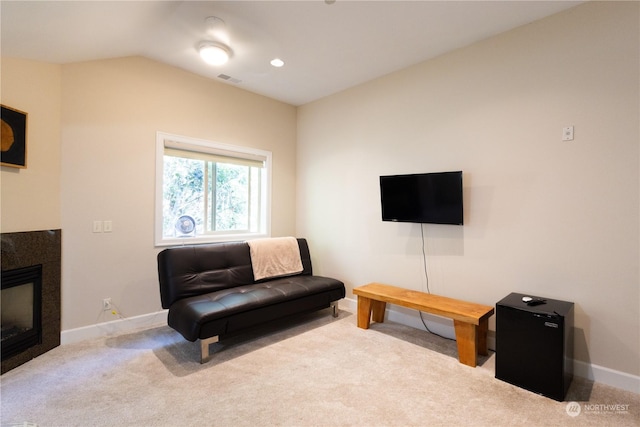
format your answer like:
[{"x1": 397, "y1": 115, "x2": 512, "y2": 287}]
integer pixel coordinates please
[
  {"x1": 199, "y1": 41, "x2": 231, "y2": 66},
  {"x1": 199, "y1": 16, "x2": 232, "y2": 66}
]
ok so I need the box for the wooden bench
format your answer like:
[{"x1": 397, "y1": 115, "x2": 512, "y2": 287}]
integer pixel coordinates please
[{"x1": 353, "y1": 283, "x2": 494, "y2": 367}]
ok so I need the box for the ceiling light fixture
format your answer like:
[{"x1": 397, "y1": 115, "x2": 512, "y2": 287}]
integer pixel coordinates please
[
  {"x1": 270, "y1": 58, "x2": 285, "y2": 68},
  {"x1": 199, "y1": 16, "x2": 232, "y2": 66},
  {"x1": 199, "y1": 41, "x2": 231, "y2": 66}
]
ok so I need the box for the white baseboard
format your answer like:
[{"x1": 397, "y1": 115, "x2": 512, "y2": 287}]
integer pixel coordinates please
[
  {"x1": 340, "y1": 297, "x2": 639, "y2": 394},
  {"x1": 60, "y1": 310, "x2": 168, "y2": 345},
  {"x1": 573, "y1": 360, "x2": 640, "y2": 394}
]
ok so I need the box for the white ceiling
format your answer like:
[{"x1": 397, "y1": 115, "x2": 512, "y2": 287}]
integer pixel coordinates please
[{"x1": 1, "y1": 1, "x2": 582, "y2": 106}]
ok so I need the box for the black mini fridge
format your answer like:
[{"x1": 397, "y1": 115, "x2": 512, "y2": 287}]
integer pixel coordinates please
[{"x1": 495, "y1": 293, "x2": 574, "y2": 401}]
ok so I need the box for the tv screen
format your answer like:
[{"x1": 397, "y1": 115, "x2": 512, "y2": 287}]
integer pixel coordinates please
[{"x1": 380, "y1": 171, "x2": 463, "y2": 225}]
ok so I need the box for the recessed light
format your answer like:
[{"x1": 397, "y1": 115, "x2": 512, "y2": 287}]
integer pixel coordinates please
[{"x1": 270, "y1": 58, "x2": 285, "y2": 68}]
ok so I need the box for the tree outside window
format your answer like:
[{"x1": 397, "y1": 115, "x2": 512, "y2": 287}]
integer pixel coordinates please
[{"x1": 155, "y1": 132, "x2": 270, "y2": 246}]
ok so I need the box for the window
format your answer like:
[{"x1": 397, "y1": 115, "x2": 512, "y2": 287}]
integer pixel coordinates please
[{"x1": 155, "y1": 132, "x2": 271, "y2": 246}]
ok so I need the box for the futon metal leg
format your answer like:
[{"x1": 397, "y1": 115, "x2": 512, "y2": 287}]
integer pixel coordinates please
[
  {"x1": 330, "y1": 301, "x2": 339, "y2": 318},
  {"x1": 200, "y1": 336, "x2": 219, "y2": 364}
]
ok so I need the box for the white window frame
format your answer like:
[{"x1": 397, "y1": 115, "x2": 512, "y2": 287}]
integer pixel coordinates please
[{"x1": 155, "y1": 131, "x2": 272, "y2": 247}]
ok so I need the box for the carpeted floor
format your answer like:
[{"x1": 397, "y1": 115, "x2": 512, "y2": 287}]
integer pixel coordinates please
[{"x1": 1, "y1": 308, "x2": 638, "y2": 426}]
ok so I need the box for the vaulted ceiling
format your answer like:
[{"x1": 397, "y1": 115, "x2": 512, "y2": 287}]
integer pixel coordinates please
[{"x1": 1, "y1": 1, "x2": 582, "y2": 106}]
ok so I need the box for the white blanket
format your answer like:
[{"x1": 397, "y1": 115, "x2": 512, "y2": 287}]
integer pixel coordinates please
[{"x1": 247, "y1": 237, "x2": 303, "y2": 281}]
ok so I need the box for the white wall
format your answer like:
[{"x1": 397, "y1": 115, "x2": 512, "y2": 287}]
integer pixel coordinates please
[
  {"x1": 0, "y1": 58, "x2": 61, "y2": 232},
  {"x1": 60, "y1": 57, "x2": 297, "y2": 331},
  {"x1": 297, "y1": 2, "x2": 639, "y2": 379}
]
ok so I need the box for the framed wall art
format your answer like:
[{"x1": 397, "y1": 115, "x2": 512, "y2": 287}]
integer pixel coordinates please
[{"x1": 1, "y1": 105, "x2": 28, "y2": 168}]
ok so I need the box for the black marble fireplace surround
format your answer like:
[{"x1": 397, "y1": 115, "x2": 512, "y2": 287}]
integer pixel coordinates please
[{"x1": 1, "y1": 230, "x2": 61, "y2": 374}]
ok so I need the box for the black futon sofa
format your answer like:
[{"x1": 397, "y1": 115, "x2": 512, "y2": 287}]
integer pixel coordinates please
[{"x1": 157, "y1": 238, "x2": 345, "y2": 362}]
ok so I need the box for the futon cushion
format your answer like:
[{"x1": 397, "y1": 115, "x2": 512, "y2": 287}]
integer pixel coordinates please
[{"x1": 167, "y1": 275, "x2": 344, "y2": 341}]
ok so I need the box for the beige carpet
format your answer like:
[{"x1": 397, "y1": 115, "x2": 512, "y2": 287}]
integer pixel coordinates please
[{"x1": 1, "y1": 309, "x2": 638, "y2": 427}]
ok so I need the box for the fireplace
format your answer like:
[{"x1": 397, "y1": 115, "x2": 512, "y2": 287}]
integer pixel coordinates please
[
  {"x1": 1, "y1": 230, "x2": 60, "y2": 374},
  {"x1": 1, "y1": 265, "x2": 43, "y2": 360}
]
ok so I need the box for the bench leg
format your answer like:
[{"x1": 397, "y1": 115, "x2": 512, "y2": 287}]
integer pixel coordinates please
[
  {"x1": 477, "y1": 317, "x2": 489, "y2": 356},
  {"x1": 371, "y1": 300, "x2": 386, "y2": 323},
  {"x1": 357, "y1": 296, "x2": 386, "y2": 329},
  {"x1": 200, "y1": 336, "x2": 219, "y2": 364},
  {"x1": 453, "y1": 320, "x2": 477, "y2": 368},
  {"x1": 357, "y1": 296, "x2": 373, "y2": 329}
]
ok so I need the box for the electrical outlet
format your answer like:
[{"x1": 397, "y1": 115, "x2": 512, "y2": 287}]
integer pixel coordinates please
[
  {"x1": 102, "y1": 298, "x2": 112, "y2": 311},
  {"x1": 562, "y1": 126, "x2": 574, "y2": 141}
]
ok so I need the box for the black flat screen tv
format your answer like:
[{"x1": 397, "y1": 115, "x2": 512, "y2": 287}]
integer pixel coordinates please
[{"x1": 380, "y1": 171, "x2": 463, "y2": 225}]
